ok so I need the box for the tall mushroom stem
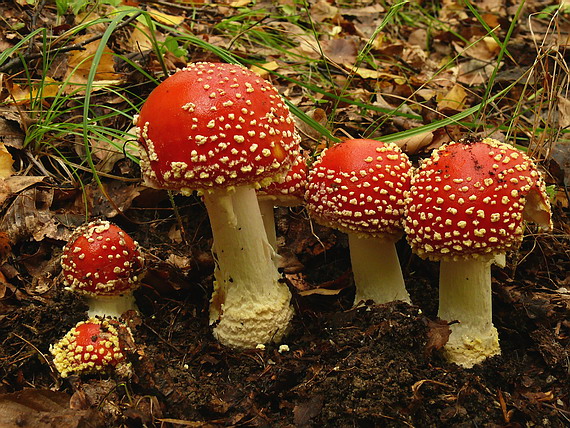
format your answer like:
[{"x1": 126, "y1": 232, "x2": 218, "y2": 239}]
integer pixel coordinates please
[
  {"x1": 348, "y1": 234, "x2": 410, "y2": 306},
  {"x1": 258, "y1": 199, "x2": 279, "y2": 251},
  {"x1": 438, "y1": 257, "x2": 501, "y2": 368},
  {"x1": 203, "y1": 186, "x2": 294, "y2": 349}
]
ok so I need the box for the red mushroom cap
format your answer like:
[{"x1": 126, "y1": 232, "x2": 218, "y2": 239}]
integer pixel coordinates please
[
  {"x1": 404, "y1": 138, "x2": 552, "y2": 261},
  {"x1": 50, "y1": 318, "x2": 132, "y2": 378},
  {"x1": 135, "y1": 62, "x2": 301, "y2": 193},
  {"x1": 61, "y1": 220, "x2": 144, "y2": 297},
  {"x1": 257, "y1": 152, "x2": 308, "y2": 206},
  {"x1": 305, "y1": 139, "x2": 412, "y2": 239}
]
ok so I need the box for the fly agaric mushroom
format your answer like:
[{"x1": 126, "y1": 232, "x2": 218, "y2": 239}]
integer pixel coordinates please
[
  {"x1": 134, "y1": 62, "x2": 301, "y2": 348},
  {"x1": 404, "y1": 137, "x2": 552, "y2": 367},
  {"x1": 50, "y1": 317, "x2": 133, "y2": 378},
  {"x1": 257, "y1": 152, "x2": 308, "y2": 251},
  {"x1": 61, "y1": 220, "x2": 144, "y2": 319},
  {"x1": 305, "y1": 139, "x2": 412, "y2": 306}
]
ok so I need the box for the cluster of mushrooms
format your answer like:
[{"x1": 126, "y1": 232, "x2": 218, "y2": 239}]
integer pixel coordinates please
[
  {"x1": 50, "y1": 62, "x2": 553, "y2": 378},
  {"x1": 51, "y1": 219, "x2": 143, "y2": 377}
]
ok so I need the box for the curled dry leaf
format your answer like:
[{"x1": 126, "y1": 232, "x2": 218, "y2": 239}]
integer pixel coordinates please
[
  {"x1": 437, "y1": 84, "x2": 467, "y2": 111},
  {"x1": 250, "y1": 61, "x2": 279, "y2": 79},
  {"x1": 0, "y1": 142, "x2": 14, "y2": 178},
  {"x1": 0, "y1": 187, "x2": 70, "y2": 244},
  {"x1": 64, "y1": 35, "x2": 122, "y2": 91},
  {"x1": 392, "y1": 131, "x2": 434, "y2": 155},
  {"x1": 90, "y1": 181, "x2": 141, "y2": 218},
  {"x1": 128, "y1": 22, "x2": 157, "y2": 52},
  {"x1": 0, "y1": 389, "x2": 104, "y2": 428},
  {"x1": 0, "y1": 117, "x2": 25, "y2": 149},
  {"x1": 147, "y1": 7, "x2": 185, "y2": 26},
  {"x1": 295, "y1": 108, "x2": 328, "y2": 142},
  {"x1": 424, "y1": 319, "x2": 452, "y2": 357}
]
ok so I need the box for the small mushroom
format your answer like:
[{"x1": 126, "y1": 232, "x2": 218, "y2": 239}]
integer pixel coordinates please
[
  {"x1": 61, "y1": 220, "x2": 144, "y2": 319},
  {"x1": 404, "y1": 137, "x2": 552, "y2": 367},
  {"x1": 50, "y1": 317, "x2": 133, "y2": 378},
  {"x1": 135, "y1": 62, "x2": 301, "y2": 348},
  {"x1": 305, "y1": 139, "x2": 412, "y2": 306}
]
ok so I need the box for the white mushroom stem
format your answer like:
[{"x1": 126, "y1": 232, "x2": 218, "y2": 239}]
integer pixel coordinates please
[
  {"x1": 203, "y1": 186, "x2": 294, "y2": 349},
  {"x1": 348, "y1": 234, "x2": 410, "y2": 306},
  {"x1": 438, "y1": 256, "x2": 501, "y2": 368},
  {"x1": 85, "y1": 294, "x2": 138, "y2": 319},
  {"x1": 258, "y1": 199, "x2": 278, "y2": 251}
]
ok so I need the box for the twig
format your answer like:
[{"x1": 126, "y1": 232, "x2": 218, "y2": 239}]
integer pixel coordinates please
[{"x1": 0, "y1": 11, "x2": 142, "y2": 73}]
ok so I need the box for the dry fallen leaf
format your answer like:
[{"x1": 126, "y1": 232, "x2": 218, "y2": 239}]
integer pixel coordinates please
[
  {"x1": 322, "y1": 37, "x2": 358, "y2": 67},
  {"x1": 298, "y1": 288, "x2": 343, "y2": 296},
  {"x1": 64, "y1": 35, "x2": 122, "y2": 90},
  {"x1": 0, "y1": 117, "x2": 24, "y2": 148},
  {"x1": 558, "y1": 95, "x2": 570, "y2": 129},
  {"x1": 148, "y1": 7, "x2": 185, "y2": 26},
  {"x1": 0, "y1": 142, "x2": 15, "y2": 179},
  {"x1": 0, "y1": 389, "x2": 104, "y2": 428},
  {"x1": 392, "y1": 131, "x2": 434, "y2": 155},
  {"x1": 454, "y1": 36, "x2": 500, "y2": 62},
  {"x1": 250, "y1": 61, "x2": 279, "y2": 78},
  {"x1": 229, "y1": 0, "x2": 251, "y2": 6},
  {"x1": 437, "y1": 84, "x2": 467, "y2": 111},
  {"x1": 424, "y1": 319, "x2": 452, "y2": 356},
  {"x1": 457, "y1": 59, "x2": 496, "y2": 86},
  {"x1": 128, "y1": 21, "x2": 156, "y2": 52},
  {"x1": 310, "y1": 0, "x2": 339, "y2": 22},
  {"x1": 354, "y1": 67, "x2": 403, "y2": 82}
]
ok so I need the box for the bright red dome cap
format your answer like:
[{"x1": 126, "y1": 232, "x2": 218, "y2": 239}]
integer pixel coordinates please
[
  {"x1": 135, "y1": 62, "x2": 301, "y2": 194},
  {"x1": 404, "y1": 138, "x2": 552, "y2": 261},
  {"x1": 61, "y1": 220, "x2": 144, "y2": 296},
  {"x1": 305, "y1": 139, "x2": 412, "y2": 239}
]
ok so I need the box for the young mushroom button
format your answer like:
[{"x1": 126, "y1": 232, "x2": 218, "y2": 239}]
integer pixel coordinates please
[
  {"x1": 305, "y1": 139, "x2": 412, "y2": 306},
  {"x1": 61, "y1": 220, "x2": 144, "y2": 319},
  {"x1": 404, "y1": 137, "x2": 552, "y2": 367},
  {"x1": 50, "y1": 317, "x2": 133, "y2": 378},
  {"x1": 135, "y1": 62, "x2": 301, "y2": 349}
]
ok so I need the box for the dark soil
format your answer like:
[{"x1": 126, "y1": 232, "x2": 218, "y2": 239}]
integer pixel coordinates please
[{"x1": 0, "y1": 194, "x2": 568, "y2": 428}]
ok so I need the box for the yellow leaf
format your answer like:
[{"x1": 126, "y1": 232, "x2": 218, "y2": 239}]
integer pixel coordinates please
[
  {"x1": 31, "y1": 77, "x2": 60, "y2": 99},
  {"x1": 250, "y1": 61, "x2": 279, "y2": 78},
  {"x1": 229, "y1": 0, "x2": 252, "y2": 6},
  {"x1": 354, "y1": 67, "x2": 401, "y2": 80},
  {"x1": 128, "y1": 22, "x2": 156, "y2": 51},
  {"x1": 65, "y1": 35, "x2": 121, "y2": 91},
  {"x1": 148, "y1": 8, "x2": 185, "y2": 26},
  {"x1": 437, "y1": 84, "x2": 467, "y2": 111},
  {"x1": 0, "y1": 143, "x2": 14, "y2": 179}
]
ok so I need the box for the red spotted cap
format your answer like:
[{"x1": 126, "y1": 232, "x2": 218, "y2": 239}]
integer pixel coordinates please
[
  {"x1": 305, "y1": 139, "x2": 412, "y2": 239},
  {"x1": 257, "y1": 152, "x2": 308, "y2": 206},
  {"x1": 404, "y1": 138, "x2": 552, "y2": 261},
  {"x1": 50, "y1": 318, "x2": 132, "y2": 378},
  {"x1": 61, "y1": 220, "x2": 144, "y2": 296},
  {"x1": 135, "y1": 62, "x2": 301, "y2": 194}
]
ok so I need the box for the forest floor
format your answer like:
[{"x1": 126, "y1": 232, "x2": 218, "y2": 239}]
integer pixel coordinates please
[{"x1": 0, "y1": 0, "x2": 569, "y2": 427}]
